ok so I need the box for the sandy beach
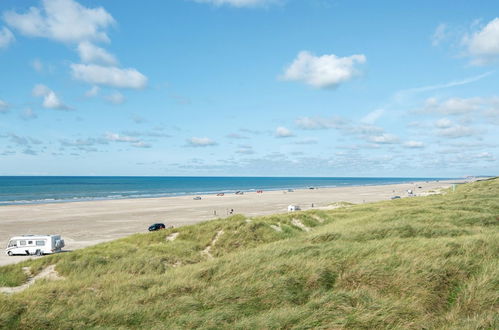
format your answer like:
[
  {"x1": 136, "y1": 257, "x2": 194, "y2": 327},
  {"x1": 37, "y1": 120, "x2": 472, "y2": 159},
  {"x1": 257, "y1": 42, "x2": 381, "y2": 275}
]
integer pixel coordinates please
[{"x1": 0, "y1": 180, "x2": 461, "y2": 266}]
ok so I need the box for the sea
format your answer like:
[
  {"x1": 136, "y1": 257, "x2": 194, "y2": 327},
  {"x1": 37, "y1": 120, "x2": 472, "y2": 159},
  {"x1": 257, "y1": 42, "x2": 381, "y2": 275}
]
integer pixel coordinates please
[{"x1": 0, "y1": 176, "x2": 452, "y2": 206}]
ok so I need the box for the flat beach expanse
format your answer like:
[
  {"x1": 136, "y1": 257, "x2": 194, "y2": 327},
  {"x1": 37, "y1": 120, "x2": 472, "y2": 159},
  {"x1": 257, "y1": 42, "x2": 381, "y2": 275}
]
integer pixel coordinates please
[{"x1": 0, "y1": 180, "x2": 460, "y2": 266}]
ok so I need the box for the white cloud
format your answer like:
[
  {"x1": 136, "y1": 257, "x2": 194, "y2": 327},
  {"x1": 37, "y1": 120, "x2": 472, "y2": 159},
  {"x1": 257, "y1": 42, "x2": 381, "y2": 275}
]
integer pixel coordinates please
[
  {"x1": 431, "y1": 23, "x2": 447, "y2": 46},
  {"x1": 282, "y1": 51, "x2": 366, "y2": 88},
  {"x1": 21, "y1": 108, "x2": 38, "y2": 120},
  {"x1": 295, "y1": 116, "x2": 345, "y2": 130},
  {"x1": 187, "y1": 137, "x2": 217, "y2": 147},
  {"x1": 31, "y1": 58, "x2": 44, "y2": 72},
  {"x1": 403, "y1": 141, "x2": 425, "y2": 149},
  {"x1": 361, "y1": 109, "x2": 385, "y2": 125},
  {"x1": 0, "y1": 99, "x2": 9, "y2": 113},
  {"x1": 367, "y1": 133, "x2": 399, "y2": 144},
  {"x1": 32, "y1": 84, "x2": 71, "y2": 110},
  {"x1": 235, "y1": 145, "x2": 254, "y2": 154},
  {"x1": 275, "y1": 126, "x2": 294, "y2": 138},
  {"x1": 85, "y1": 86, "x2": 100, "y2": 97},
  {"x1": 4, "y1": 0, "x2": 115, "y2": 43},
  {"x1": 193, "y1": 0, "x2": 279, "y2": 8},
  {"x1": 105, "y1": 132, "x2": 139, "y2": 143},
  {"x1": 463, "y1": 17, "x2": 499, "y2": 64},
  {"x1": 422, "y1": 97, "x2": 481, "y2": 115},
  {"x1": 77, "y1": 41, "x2": 117, "y2": 65},
  {"x1": 0, "y1": 27, "x2": 15, "y2": 49},
  {"x1": 131, "y1": 141, "x2": 151, "y2": 148},
  {"x1": 105, "y1": 92, "x2": 125, "y2": 104},
  {"x1": 294, "y1": 137, "x2": 318, "y2": 145},
  {"x1": 435, "y1": 118, "x2": 453, "y2": 129},
  {"x1": 475, "y1": 152, "x2": 495, "y2": 161},
  {"x1": 71, "y1": 64, "x2": 147, "y2": 89},
  {"x1": 226, "y1": 133, "x2": 249, "y2": 139},
  {"x1": 435, "y1": 118, "x2": 477, "y2": 139}
]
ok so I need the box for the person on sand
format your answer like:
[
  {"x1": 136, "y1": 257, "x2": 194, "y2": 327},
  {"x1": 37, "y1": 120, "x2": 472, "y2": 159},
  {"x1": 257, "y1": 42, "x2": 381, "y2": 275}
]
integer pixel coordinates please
[{"x1": 230, "y1": 209, "x2": 234, "y2": 215}]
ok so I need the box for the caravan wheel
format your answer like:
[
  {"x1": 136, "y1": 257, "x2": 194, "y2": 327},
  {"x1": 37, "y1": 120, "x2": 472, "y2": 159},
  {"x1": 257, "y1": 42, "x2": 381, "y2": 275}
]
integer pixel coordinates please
[{"x1": 7, "y1": 251, "x2": 13, "y2": 256}]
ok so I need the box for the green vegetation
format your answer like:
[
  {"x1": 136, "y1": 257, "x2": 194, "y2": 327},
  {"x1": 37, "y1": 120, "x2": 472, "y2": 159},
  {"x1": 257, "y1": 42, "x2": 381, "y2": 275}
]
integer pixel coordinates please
[{"x1": 1, "y1": 179, "x2": 498, "y2": 329}]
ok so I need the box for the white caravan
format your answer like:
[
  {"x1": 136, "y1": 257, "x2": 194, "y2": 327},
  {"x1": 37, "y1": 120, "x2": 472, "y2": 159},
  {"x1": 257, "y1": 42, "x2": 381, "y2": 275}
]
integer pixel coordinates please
[{"x1": 5, "y1": 235, "x2": 65, "y2": 256}]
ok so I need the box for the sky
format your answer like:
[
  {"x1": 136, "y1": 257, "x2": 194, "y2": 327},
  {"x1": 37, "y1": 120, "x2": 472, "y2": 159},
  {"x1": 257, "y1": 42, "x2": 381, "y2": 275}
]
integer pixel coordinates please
[{"x1": 0, "y1": 0, "x2": 498, "y2": 177}]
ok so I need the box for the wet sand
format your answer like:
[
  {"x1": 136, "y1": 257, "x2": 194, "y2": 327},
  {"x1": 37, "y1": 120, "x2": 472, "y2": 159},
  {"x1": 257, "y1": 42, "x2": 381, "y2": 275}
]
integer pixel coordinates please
[{"x1": 0, "y1": 180, "x2": 461, "y2": 266}]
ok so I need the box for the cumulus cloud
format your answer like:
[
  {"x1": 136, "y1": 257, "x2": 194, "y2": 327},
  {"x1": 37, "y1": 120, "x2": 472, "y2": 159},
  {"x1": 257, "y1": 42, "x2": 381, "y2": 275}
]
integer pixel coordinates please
[
  {"x1": 105, "y1": 92, "x2": 125, "y2": 104},
  {"x1": 193, "y1": 0, "x2": 280, "y2": 8},
  {"x1": 77, "y1": 41, "x2": 117, "y2": 65},
  {"x1": 421, "y1": 97, "x2": 482, "y2": 115},
  {"x1": 275, "y1": 126, "x2": 294, "y2": 138},
  {"x1": 0, "y1": 99, "x2": 9, "y2": 113},
  {"x1": 294, "y1": 137, "x2": 318, "y2": 145},
  {"x1": 435, "y1": 119, "x2": 476, "y2": 138},
  {"x1": 235, "y1": 145, "x2": 254, "y2": 154},
  {"x1": 105, "y1": 132, "x2": 138, "y2": 143},
  {"x1": 361, "y1": 109, "x2": 385, "y2": 125},
  {"x1": 187, "y1": 137, "x2": 217, "y2": 147},
  {"x1": 84, "y1": 85, "x2": 100, "y2": 97},
  {"x1": 403, "y1": 141, "x2": 425, "y2": 148},
  {"x1": 462, "y1": 17, "x2": 499, "y2": 65},
  {"x1": 367, "y1": 133, "x2": 399, "y2": 144},
  {"x1": 432, "y1": 23, "x2": 448, "y2": 46},
  {"x1": 30, "y1": 58, "x2": 44, "y2": 72},
  {"x1": 131, "y1": 141, "x2": 151, "y2": 148},
  {"x1": 295, "y1": 116, "x2": 345, "y2": 130},
  {"x1": 282, "y1": 51, "x2": 366, "y2": 89},
  {"x1": 226, "y1": 133, "x2": 249, "y2": 139},
  {"x1": 60, "y1": 137, "x2": 107, "y2": 147},
  {"x1": 5, "y1": 1, "x2": 147, "y2": 90},
  {"x1": 4, "y1": 0, "x2": 115, "y2": 43},
  {"x1": 21, "y1": 108, "x2": 38, "y2": 120},
  {"x1": 0, "y1": 27, "x2": 15, "y2": 49},
  {"x1": 32, "y1": 84, "x2": 71, "y2": 110},
  {"x1": 71, "y1": 64, "x2": 147, "y2": 89}
]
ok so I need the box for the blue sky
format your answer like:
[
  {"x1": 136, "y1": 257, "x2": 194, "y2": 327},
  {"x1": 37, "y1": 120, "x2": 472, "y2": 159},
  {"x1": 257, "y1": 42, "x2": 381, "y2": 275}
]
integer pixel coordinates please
[{"x1": 0, "y1": 0, "x2": 498, "y2": 177}]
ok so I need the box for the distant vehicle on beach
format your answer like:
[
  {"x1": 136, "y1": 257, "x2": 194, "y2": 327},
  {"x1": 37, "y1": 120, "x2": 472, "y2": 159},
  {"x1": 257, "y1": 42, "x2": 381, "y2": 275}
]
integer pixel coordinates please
[
  {"x1": 391, "y1": 196, "x2": 401, "y2": 200},
  {"x1": 5, "y1": 235, "x2": 65, "y2": 256},
  {"x1": 148, "y1": 223, "x2": 166, "y2": 231},
  {"x1": 288, "y1": 205, "x2": 301, "y2": 212},
  {"x1": 235, "y1": 191, "x2": 244, "y2": 195},
  {"x1": 193, "y1": 196, "x2": 202, "y2": 200},
  {"x1": 216, "y1": 193, "x2": 224, "y2": 196}
]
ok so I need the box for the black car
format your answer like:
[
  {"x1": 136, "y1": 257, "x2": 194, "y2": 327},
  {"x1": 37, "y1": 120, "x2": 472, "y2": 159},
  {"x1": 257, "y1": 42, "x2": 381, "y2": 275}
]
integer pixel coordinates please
[{"x1": 148, "y1": 223, "x2": 166, "y2": 231}]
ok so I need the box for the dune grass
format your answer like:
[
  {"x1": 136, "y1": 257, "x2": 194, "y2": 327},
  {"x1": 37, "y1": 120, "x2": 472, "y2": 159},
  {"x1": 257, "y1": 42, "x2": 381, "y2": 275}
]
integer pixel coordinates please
[{"x1": 0, "y1": 179, "x2": 498, "y2": 329}]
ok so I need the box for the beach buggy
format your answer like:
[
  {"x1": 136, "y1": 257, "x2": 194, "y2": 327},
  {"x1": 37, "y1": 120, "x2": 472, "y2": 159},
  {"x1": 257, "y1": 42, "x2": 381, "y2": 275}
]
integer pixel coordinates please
[{"x1": 5, "y1": 235, "x2": 65, "y2": 256}]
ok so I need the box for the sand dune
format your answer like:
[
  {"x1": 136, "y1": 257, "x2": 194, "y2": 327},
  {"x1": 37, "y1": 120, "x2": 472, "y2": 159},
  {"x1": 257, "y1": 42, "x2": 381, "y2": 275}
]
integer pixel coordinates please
[{"x1": 0, "y1": 180, "x2": 460, "y2": 266}]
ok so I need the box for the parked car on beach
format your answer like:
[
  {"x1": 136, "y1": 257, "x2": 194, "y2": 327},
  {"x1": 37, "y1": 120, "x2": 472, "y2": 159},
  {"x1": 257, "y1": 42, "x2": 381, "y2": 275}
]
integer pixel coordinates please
[
  {"x1": 193, "y1": 196, "x2": 202, "y2": 200},
  {"x1": 148, "y1": 223, "x2": 166, "y2": 231}
]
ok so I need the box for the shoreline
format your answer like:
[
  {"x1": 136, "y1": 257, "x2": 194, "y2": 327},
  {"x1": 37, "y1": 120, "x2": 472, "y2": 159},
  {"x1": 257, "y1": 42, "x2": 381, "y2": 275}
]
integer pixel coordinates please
[
  {"x1": 0, "y1": 177, "x2": 458, "y2": 206},
  {"x1": 0, "y1": 179, "x2": 464, "y2": 266}
]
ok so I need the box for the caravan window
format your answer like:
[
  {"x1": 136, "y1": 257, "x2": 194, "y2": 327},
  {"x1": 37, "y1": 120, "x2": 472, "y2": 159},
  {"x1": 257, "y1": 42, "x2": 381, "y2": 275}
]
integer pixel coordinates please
[
  {"x1": 28, "y1": 241, "x2": 33, "y2": 245},
  {"x1": 36, "y1": 240, "x2": 45, "y2": 246},
  {"x1": 8, "y1": 240, "x2": 17, "y2": 247},
  {"x1": 19, "y1": 240, "x2": 26, "y2": 246}
]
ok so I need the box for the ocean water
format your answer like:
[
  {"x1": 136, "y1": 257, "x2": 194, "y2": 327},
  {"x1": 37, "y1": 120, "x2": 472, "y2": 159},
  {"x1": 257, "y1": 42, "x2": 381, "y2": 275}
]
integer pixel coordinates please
[{"x1": 0, "y1": 176, "x2": 451, "y2": 205}]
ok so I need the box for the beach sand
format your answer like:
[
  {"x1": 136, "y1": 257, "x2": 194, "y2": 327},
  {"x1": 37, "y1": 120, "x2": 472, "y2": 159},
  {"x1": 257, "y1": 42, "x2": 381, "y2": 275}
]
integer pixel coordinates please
[{"x1": 0, "y1": 180, "x2": 460, "y2": 266}]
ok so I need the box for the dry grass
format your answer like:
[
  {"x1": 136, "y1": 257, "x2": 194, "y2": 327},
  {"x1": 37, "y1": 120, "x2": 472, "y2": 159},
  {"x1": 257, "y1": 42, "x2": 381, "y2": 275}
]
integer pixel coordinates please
[{"x1": 0, "y1": 179, "x2": 498, "y2": 329}]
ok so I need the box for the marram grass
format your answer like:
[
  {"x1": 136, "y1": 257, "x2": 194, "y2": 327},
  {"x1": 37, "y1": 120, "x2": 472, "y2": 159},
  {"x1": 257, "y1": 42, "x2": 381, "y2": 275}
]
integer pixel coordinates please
[{"x1": 0, "y1": 179, "x2": 498, "y2": 329}]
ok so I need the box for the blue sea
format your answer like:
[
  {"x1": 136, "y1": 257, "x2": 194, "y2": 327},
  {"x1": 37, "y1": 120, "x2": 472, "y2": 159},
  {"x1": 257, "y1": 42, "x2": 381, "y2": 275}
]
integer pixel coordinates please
[{"x1": 0, "y1": 176, "x2": 452, "y2": 206}]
